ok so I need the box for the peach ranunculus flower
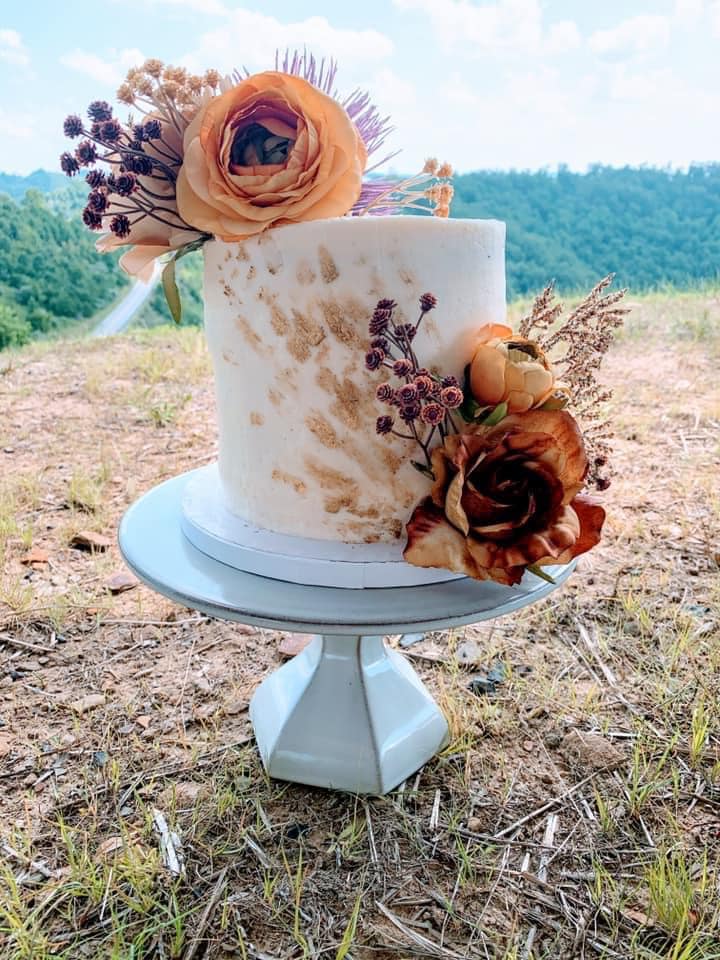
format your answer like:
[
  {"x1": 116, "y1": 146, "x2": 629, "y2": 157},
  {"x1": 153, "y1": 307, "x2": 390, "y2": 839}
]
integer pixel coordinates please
[
  {"x1": 176, "y1": 71, "x2": 368, "y2": 241},
  {"x1": 96, "y1": 116, "x2": 202, "y2": 282},
  {"x1": 469, "y1": 323, "x2": 567, "y2": 414},
  {"x1": 403, "y1": 409, "x2": 605, "y2": 585}
]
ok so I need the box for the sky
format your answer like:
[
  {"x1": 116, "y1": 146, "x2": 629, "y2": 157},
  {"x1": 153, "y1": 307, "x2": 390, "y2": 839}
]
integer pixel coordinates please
[{"x1": 1, "y1": 0, "x2": 719, "y2": 176}]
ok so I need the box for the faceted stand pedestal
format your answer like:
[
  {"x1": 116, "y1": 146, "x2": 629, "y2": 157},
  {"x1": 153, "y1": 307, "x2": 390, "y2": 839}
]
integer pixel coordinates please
[
  {"x1": 250, "y1": 634, "x2": 448, "y2": 794},
  {"x1": 118, "y1": 470, "x2": 574, "y2": 796}
]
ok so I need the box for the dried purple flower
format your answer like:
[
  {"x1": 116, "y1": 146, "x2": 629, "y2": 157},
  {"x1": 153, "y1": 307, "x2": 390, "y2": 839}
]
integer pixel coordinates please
[
  {"x1": 87, "y1": 100, "x2": 113, "y2": 122},
  {"x1": 132, "y1": 123, "x2": 148, "y2": 142},
  {"x1": 369, "y1": 303, "x2": 395, "y2": 336},
  {"x1": 100, "y1": 119, "x2": 123, "y2": 142},
  {"x1": 370, "y1": 337, "x2": 389, "y2": 352},
  {"x1": 144, "y1": 119, "x2": 162, "y2": 140},
  {"x1": 60, "y1": 152, "x2": 80, "y2": 176},
  {"x1": 125, "y1": 153, "x2": 153, "y2": 176},
  {"x1": 85, "y1": 169, "x2": 106, "y2": 189},
  {"x1": 415, "y1": 367, "x2": 431, "y2": 378},
  {"x1": 112, "y1": 172, "x2": 137, "y2": 197},
  {"x1": 419, "y1": 292, "x2": 437, "y2": 312},
  {"x1": 82, "y1": 207, "x2": 103, "y2": 230},
  {"x1": 376, "y1": 415, "x2": 394, "y2": 435},
  {"x1": 441, "y1": 375, "x2": 460, "y2": 389},
  {"x1": 440, "y1": 385, "x2": 463, "y2": 409},
  {"x1": 420, "y1": 402, "x2": 445, "y2": 425},
  {"x1": 365, "y1": 348, "x2": 386, "y2": 371},
  {"x1": 375, "y1": 383, "x2": 395, "y2": 403},
  {"x1": 110, "y1": 214, "x2": 131, "y2": 238},
  {"x1": 397, "y1": 383, "x2": 418, "y2": 404},
  {"x1": 75, "y1": 140, "x2": 97, "y2": 166},
  {"x1": 376, "y1": 298, "x2": 396, "y2": 310},
  {"x1": 87, "y1": 190, "x2": 108, "y2": 213},
  {"x1": 414, "y1": 375, "x2": 434, "y2": 398},
  {"x1": 392, "y1": 358, "x2": 413, "y2": 377},
  {"x1": 399, "y1": 400, "x2": 422, "y2": 423},
  {"x1": 63, "y1": 115, "x2": 84, "y2": 138},
  {"x1": 89, "y1": 122, "x2": 102, "y2": 139},
  {"x1": 396, "y1": 323, "x2": 416, "y2": 342}
]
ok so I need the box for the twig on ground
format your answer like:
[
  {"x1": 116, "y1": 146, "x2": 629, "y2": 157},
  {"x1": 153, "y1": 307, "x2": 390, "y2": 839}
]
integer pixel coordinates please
[
  {"x1": 376, "y1": 900, "x2": 469, "y2": 959},
  {"x1": 182, "y1": 867, "x2": 228, "y2": 960}
]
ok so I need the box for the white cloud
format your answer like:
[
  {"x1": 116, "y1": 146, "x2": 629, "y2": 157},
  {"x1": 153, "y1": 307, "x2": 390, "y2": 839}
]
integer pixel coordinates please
[
  {"x1": 0, "y1": 105, "x2": 34, "y2": 138},
  {"x1": 443, "y1": 71, "x2": 479, "y2": 107},
  {"x1": 710, "y1": 0, "x2": 720, "y2": 35},
  {"x1": 138, "y1": 0, "x2": 226, "y2": 12},
  {"x1": 60, "y1": 47, "x2": 145, "y2": 88},
  {"x1": 392, "y1": 0, "x2": 543, "y2": 54},
  {"x1": 0, "y1": 28, "x2": 29, "y2": 66},
  {"x1": 673, "y1": 0, "x2": 705, "y2": 22},
  {"x1": 185, "y1": 10, "x2": 392, "y2": 77},
  {"x1": 609, "y1": 64, "x2": 676, "y2": 102},
  {"x1": 589, "y1": 15, "x2": 671, "y2": 57},
  {"x1": 366, "y1": 68, "x2": 416, "y2": 109},
  {"x1": 546, "y1": 20, "x2": 581, "y2": 54}
]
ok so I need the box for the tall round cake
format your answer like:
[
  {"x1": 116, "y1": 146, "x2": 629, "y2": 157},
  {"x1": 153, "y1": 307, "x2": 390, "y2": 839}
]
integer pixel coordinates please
[{"x1": 200, "y1": 215, "x2": 506, "y2": 548}]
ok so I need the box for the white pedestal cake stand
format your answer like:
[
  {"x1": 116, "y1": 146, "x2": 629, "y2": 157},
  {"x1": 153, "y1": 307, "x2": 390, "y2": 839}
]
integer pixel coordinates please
[{"x1": 118, "y1": 470, "x2": 574, "y2": 795}]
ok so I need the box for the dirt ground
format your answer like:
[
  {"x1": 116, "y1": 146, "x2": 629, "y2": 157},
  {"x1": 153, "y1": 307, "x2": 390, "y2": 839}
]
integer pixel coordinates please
[{"x1": 0, "y1": 291, "x2": 719, "y2": 959}]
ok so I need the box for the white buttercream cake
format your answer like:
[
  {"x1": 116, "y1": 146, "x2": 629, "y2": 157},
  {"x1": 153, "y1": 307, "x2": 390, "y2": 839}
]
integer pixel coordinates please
[{"x1": 199, "y1": 215, "x2": 506, "y2": 552}]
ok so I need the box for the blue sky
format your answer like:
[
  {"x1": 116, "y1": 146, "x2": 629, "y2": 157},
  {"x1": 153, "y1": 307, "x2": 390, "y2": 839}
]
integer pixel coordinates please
[{"x1": 1, "y1": 0, "x2": 718, "y2": 175}]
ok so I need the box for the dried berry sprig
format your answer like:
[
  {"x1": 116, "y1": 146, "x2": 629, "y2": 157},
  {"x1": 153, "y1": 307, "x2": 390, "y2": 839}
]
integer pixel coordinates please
[
  {"x1": 353, "y1": 159, "x2": 454, "y2": 218},
  {"x1": 366, "y1": 294, "x2": 464, "y2": 472},
  {"x1": 519, "y1": 274, "x2": 629, "y2": 489},
  {"x1": 61, "y1": 61, "x2": 219, "y2": 245}
]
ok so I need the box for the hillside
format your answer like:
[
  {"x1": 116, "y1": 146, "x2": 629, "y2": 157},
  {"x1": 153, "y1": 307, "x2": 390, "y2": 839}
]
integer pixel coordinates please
[
  {"x1": 452, "y1": 164, "x2": 720, "y2": 297},
  {"x1": 2, "y1": 164, "x2": 719, "y2": 336},
  {"x1": 0, "y1": 189, "x2": 128, "y2": 349},
  {"x1": 0, "y1": 293, "x2": 718, "y2": 956}
]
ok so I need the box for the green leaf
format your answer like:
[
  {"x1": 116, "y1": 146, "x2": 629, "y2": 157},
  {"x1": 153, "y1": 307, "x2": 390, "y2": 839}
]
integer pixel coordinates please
[
  {"x1": 161, "y1": 258, "x2": 182, "y2": 325},
  {"x1": 459, "y1": 394, "x2": 482, "y2": 423},
  {"x1": 539, "y1": 393, "x2": 570, "y2": 411},
  {"x1": 479, "y1": 401, "x2": 508, "y2": 426},
  {"x1": 411, "y1": 460, "x2": 435, "y2": 480},
  {"x1": 458, "y1": 362, "x2": 480, "y2": 422},
  {"x1": 526, "y1": 563, "x2": 557, "y2": 584}
]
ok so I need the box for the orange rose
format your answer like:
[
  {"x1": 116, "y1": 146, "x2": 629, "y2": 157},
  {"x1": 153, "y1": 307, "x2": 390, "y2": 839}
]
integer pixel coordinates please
[
  {"x1": 469, "y1": 323, "x2": 565, "y2": 413},
  {"x1": 403, "y1": 409, "x2": 605, "y2": 585},
  {"x1": 96, "y1": 116, "x2": 201, "y2": 281},
  {"x1": 176, "y1": 72, "x2": 367, "y2": 241}
]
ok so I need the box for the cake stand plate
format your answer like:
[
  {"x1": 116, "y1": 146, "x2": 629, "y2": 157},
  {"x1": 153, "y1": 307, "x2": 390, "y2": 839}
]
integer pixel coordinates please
[
  {"x1": 181, "y1": 463, "x2": 462, "y2": 589},
  {"x1": 119, "y1": 470, "x2": 575, "y2": 794}
]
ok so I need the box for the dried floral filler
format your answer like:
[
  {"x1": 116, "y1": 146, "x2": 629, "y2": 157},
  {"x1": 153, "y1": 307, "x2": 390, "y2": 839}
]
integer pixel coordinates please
[{"x1": 63, "y1": 52, "x2": 626, "y2": 585}]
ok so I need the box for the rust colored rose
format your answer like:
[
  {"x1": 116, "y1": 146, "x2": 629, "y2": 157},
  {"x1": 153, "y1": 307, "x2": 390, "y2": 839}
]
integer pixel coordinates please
[
  {"x1": 96, "y1": 115, "x2": 199, "y2": 281},
  {"x1": 469, "y1": 323, "x2": 565, "y2": 413},
  {"x1": 176, "y1": 72, "x2": 367, "y2": 241},
  {"x1": 403, "y1": 410, "x2": 605, "y2": 585}
]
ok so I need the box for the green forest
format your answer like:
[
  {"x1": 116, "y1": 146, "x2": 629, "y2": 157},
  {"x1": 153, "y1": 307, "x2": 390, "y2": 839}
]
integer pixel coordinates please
[
  {"x1": 452, "y1": 164, "x2": 720, "y2": 297},
  {"x1": 1, "y1": 163, "x2": 718, "y2": 344},
  {"x1": 0, "y1": 185, "x2": 128, "y2": 348}
]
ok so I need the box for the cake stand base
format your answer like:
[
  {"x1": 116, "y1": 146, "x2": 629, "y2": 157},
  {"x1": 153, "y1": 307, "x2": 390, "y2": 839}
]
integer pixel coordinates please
[
  {"x1": 119, "y1": 471, "x2": 575, "y2": 795},
  {"x1": 250, "y1": 634, "x2": 448, "y2": 794}
]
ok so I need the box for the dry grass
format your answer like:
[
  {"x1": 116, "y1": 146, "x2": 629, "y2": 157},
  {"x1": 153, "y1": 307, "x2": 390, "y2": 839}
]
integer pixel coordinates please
[{"x1": 0, "y1": 291, "x2": 719, "y2": 959}]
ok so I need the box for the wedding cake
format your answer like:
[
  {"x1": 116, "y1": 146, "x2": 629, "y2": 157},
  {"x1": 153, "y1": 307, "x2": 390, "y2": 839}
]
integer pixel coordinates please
[
  {"x1": 64, "y1": 53, "x2": 612, "y2": 589},
  {"x1": 202, "y1": 216, "x2": 506, "y2": 543}
]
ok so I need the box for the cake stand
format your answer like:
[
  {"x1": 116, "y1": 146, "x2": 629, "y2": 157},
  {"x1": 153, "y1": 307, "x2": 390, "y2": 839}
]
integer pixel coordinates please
[{"x1": 118, "y1": 471, "x2": 574, "y2": 795}]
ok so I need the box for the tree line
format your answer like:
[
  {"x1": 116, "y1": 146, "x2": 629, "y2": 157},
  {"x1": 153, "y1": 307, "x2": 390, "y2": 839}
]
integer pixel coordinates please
[
  {"x1": 1, "y1": 163, "x2": 718, "y2": 345},
  {"x1": 0, "y1": 187, "x2": 128, "y2": 348}
]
